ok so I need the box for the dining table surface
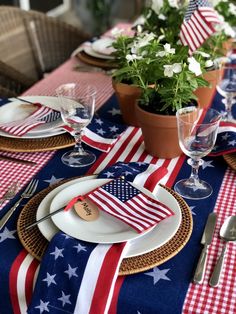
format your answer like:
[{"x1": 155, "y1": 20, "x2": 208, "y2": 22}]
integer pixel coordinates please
[{"x1": 0, "y1": 40, "x2": 236, "y2": 314}]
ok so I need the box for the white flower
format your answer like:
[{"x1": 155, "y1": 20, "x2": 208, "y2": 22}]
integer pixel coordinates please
[
  {"x1": 193, "y1": 50, "x2": 211, "y2": 58},
  {"x1": 151, "y1": 0, "x2": 164, "y2": 15},
  {"x1": 205, "y1": 60, "x2": 214, "y2": 68},
  {"x1": 158, "y1": 34, "x2": 165, "y2": 41},
  {"x1": 156, "y1": 43, "x2": 175, "y2": 57},
  {"x1": 188, "y1": 57, "x2": 202, "y2": 76},
  {"x1": 137, "y1": 25, "x2": 143, "y2": 34},
  {"x1": 229, "y1": 3, "x2": 236, "y2": 16},
  {"x1": 126, "y1": 54, "x2": 143, "y2": 62},
  {"x1": 158, "y1": 14, "x2": 166, "y2": 20},
  {"x1": 164, "y1": 63, "x2": 182, "y2": 77},
  {"x1": 134, "y1": 32, "x2": 156, "y2": 50}
]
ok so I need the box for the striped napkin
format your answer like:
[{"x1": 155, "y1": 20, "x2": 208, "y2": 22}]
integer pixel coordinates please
[
  {"x1": 27, "y1": 162, "x2": 170, "y2": 314},
  {"x1": 63, "y1": 116, "x2": 127, "y2": 153},
  {"x1": 210, "y1": 121, "x2": 236, "y2": 156},
  {"x1": 85, "y1": 177, "x2": 174, "y2": 233},
  {"x1": 0, "y1": 103, "x2": 55, "y2": 136},
  {"x1": 63, "y1": 162, "x2": 173, "y2": 233}
]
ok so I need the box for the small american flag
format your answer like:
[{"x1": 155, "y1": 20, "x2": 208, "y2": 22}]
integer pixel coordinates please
[
  {"x1": 86, "y1": 177, "x2": 174, "y2": 233},
  {"x1": 0, "y1": 103, "x2": 55, "y2": 136},
  {"x1": 179, "y1": 0, "x2": 221, "y2": 54}
]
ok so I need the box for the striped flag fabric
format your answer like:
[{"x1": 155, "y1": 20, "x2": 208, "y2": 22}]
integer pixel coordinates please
[
  {"x1": 62, "y1": 116, "x2": 127, "y2": 153},
  {"x1": 27, "y1": 233, "x2": 128, "y2": 314},
  {"x1": 86, "y1": 177, "x2": 174, "y2": 233},
  {"x1": 0, "y1": 103, "x2": 55, "y2": 136},
  {"x1": 179, "y1": 0, "x2": 221, "y2": 54},
  {"x1": 210, "y1": 121, "x2": 236, "y2": 156}
]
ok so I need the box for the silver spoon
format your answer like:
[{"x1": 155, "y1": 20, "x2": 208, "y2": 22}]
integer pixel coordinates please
[{"x1": 209, "y1": 216, "x2": 236, "y2": 287}]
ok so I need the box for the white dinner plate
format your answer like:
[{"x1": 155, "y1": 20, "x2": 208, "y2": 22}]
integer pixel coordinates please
[
  {"x1": 37, "y1": 176, "x2": 182, "y2": 257},
  {"x1": 84, "y1": 46, "x2": 115, "y2": 60},
  {"x1": 91, "y1": 38, "x2": 116, "y2": 56},
  {"x1": 0, "y1": 96, "x2": 65, "y2": 139},
  {"x1": 50, "y1": 179, "x2": 155, "y2": 244}
]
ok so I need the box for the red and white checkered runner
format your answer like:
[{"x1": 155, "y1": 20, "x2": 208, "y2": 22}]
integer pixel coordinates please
[{"x1": 183, "y1": 168, "x2": 236, "y2": 314}]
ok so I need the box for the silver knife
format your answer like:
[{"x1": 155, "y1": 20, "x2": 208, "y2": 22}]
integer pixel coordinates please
[
  {"x1": 193, "y1": 212, "x2": 217, "y2": 284},
  {"x1": 25, "y1": 206, "x2": 65, "y2": 230}
]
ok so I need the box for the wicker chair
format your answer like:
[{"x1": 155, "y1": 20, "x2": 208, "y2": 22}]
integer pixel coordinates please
[{"x1": 0, "y1": 6, "x2": 90, "y2": 97}]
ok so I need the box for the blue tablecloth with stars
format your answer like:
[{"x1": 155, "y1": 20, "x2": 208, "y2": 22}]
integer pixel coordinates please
[{"x1": 0, "y1": 87, "x2": 234, "y2": 314}]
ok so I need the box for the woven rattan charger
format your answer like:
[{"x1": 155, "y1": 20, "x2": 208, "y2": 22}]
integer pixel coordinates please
[
  {"x1": 223, "y1": 153, "x2": 236, "y2": 171},
  {"x1": 17, "y1": 177, "x2": 193, "y2": 276},
  {"x1": 0, "y1": 133, "x2": 75, "y2": 152}
]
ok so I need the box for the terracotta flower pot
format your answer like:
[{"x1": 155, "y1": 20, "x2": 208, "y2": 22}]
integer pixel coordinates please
[
  {"x1": 136, "y1": 104, "x2": 182, "y2": 159},
  {"x1": 194, "y1": 68, "x2": 223, "y2": 109},
  {"x1": 112, "y1": 80, "x2": 141, "y2": 127}
]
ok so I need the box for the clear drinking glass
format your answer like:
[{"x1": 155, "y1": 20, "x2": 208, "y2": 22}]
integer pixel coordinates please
[
  {"x1": 174, "y1": 106, "x2": 221, "y2": 200},
  {"x1": 216, "y1": 64, "x2": 236, "y2": 121},
  {"x1": 56, "y1": 83, "x2": 96, "y2": 167}
]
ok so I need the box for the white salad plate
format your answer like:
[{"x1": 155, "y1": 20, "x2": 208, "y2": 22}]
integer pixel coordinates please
[
  {"x1": 37, "y1": 176, "x2": 182, "y2": 258},
  {"x1": 0, "y1": 96, "x2": 65, "y2": 139},
  {"x1": 83, "y1": 46, "x2": 115, "y2": 60},
  {"x1": 91, "y1": 38, "x2": 116, "y2": 56},
  {"x1": 50, "y1": 179, "x2": 155, "y2": 244}
]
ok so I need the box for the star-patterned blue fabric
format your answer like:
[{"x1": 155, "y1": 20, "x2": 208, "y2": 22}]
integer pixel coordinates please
[
  {"x1": 27, "y1": 233, "x2": 95, "y2": 314},
  {"x1": 97, "y1": 161, "x2": 151, "y2": 181},
  {"x1": 0, "y1": 93, "x2": 229, "y2": 314}
]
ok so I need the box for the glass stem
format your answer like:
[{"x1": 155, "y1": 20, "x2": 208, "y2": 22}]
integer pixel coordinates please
[
  {"x1": 225, "y1": 95, "x2": 233, "y2": 121},
  {"x1": 73, "y1": 130, "x2": 85, "y2": 154},
  {"x1": 187, "y1": 158, "x2": 203, "y2": 183}
]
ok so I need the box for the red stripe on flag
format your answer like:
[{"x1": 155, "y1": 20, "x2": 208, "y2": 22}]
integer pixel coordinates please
[
  {"x1": 25, "y1": 259, "x2": 39, "y2": 306},
  {"x1": 82, "y1": 134, "x2": 114, "y2": 152},
  {"x1": 89, "y1": 243, "x2": 126, "y2": 314},
  {"x1": 104, "y1": 127, "x2": 139, "y2": 168},
  {"x1": 9, "y1": 250, "x2": 28, "y2": 314},
  {"x1": 143, "y1": 165, "x2": 168, "y2": 192},
  {"x1": 166, "y1": 154, "x2": 186, "y2": 188},
  {"x1": 108, "y1": 276, "x2": 125, "y2": 314},
  {"x1": 123, "y1": 133, "x2": 143, "y2": 162}
]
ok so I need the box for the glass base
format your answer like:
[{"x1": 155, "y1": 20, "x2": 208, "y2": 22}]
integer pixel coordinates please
[
  {"x1": 61, "y1": 150, "x2": 96, "y2": 167},
  {"x1": 174, "y1": 178, "x2": 213, "y2": 200}
]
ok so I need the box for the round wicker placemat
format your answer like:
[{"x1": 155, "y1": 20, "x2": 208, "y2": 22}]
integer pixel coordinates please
[
  {"x1": 17, "y1": 178, "x2": 192, "y2": 276},
  {"x1": 223, "y1": 153, "x2": 236, "y2": 171},
  {"x1": 0, "y1": 133, "x2": 75, "y2": 152},
  {"x1": 76, "y1": 51, "x2": 117, "y2": 69}
]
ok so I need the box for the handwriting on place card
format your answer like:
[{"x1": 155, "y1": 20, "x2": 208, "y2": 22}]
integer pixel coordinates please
[{"x1": 74, "y1": 199, "x2": 99, "y2": 221}]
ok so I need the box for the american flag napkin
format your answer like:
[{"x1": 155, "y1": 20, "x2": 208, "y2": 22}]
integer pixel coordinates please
[
  {"x1": 27, "y1": 162, "x2": 169, "y2": 314},
  {"x1": 63, "y1": 116, "x2": 127, "y2": 153},
  {"x1": 179, "y1": 0, "x2": 221, "y2": 54},
  {"x1": 210, "y1": 121, "x2": 236, "y2": 156},
  {"x1": 0, "y1": 103, "x2": 56, "y2": 136},
  {"x1": 85, "y1": 177, "x2": 174, "y2": 233}
]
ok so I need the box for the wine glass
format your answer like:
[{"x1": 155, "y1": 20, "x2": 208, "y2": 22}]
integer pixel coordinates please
[
  {"x1": 216, "y1": 64, "x2": 236, "y2": 122},
  {"x1": 56, "y1": 83, "x2": 96, "y2": 167},
  {"x1": 174, "y1": 106, "x2": 221, "y2": 200}
]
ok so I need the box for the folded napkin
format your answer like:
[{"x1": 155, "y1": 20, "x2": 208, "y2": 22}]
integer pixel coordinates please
[
  {"x1": 0, "y1": 103, "x2": 56, "y2": 136},
  {"x1": 27, "y1": 162, "x2": 169, "y2": 314},
  {"x1": 85, "y1": 177, "x2": 174, "y2": 233},
  {"x1": 210, "y1": 121, "x2": 236, "y2": 156}
]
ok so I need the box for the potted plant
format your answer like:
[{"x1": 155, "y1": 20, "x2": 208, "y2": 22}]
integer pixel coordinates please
[
  {"x1": 112, "y1": 35, "x2": 209, "y2": 158},
  {"x1": 139, "y1": 0, "x2": 236, "y2": 109}
]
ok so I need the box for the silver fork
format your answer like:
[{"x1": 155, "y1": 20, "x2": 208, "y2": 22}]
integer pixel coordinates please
[
  {"x1": 0, "y1": 182, "x2": 19, "y2": 207},
  {"x1": 0, "y1": 179, "x2": 39, "y2": 230}
]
